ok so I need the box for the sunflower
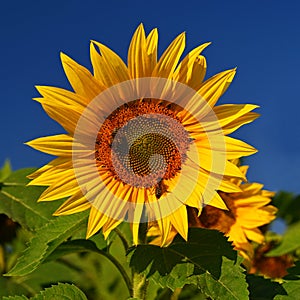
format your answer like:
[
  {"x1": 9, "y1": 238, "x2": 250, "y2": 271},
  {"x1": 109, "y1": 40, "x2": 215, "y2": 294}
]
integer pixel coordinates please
[
  {"x1": 149, "y1": 163, "x2": 277, "y2": 260},
  {"x1": 26, "y1": 24, "x2": 258, "y2": 245}
]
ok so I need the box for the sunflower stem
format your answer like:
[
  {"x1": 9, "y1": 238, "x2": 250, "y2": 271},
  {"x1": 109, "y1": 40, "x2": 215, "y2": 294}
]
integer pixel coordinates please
[
  {"x1": 131, "y1": 221, "x2": 149, "y2": 299},
  {"x1": 97, "y1": 248, "x2": 133, "y2": 296},
  {"x1": 132, "y1": 271, "x2": 149, "y2": 300},
  {"x1": 114, "y1": 228, "x2": 130, "y2": 251}
]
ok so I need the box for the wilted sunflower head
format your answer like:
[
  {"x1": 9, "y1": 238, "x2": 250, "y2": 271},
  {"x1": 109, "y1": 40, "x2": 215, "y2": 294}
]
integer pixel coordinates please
[{"x1": 26, "y1": 24, "x2": 258, "y2": 245}]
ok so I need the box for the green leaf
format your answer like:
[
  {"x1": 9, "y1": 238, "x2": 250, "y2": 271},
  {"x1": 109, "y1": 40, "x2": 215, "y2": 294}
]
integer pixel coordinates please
[
  {"x1": 1, "y1": 260, "x2": 84, "y2": 298},
  {"x1": 0, "y1": 277, "x2": 28, "y2": 298},
  {"x1": 0, "y1": 160, "x2": 12, "y2": 182},
  {"x1": 274, "y1": 262, "x2": 300, "y2": 299},
  {"x1": 31, "y1": 283, "x2": 87, "y2": 300},
  {"x1": 266, "y1": 221, "x2": 300, "y2": 256},
  {"x1": 274, "y1": 281, "x2": 300, "y2": 300},
  {"x1": 246, "y1": 274, "x2": 287, "y2": 299},
  {"x1": 44, "y1": 239, "x2": 107, "y2": 262},
  {"x1": 151, "y1": 263, "x2": 194, "y2": 290},
  {"x1": 0, "y1": 168, "x2": 63, "y2": 231},
  {"x1": 189, "y1": 257, "x2": 248, "y2": 300},
  {"x1": 130, "y1": 228, "x2": 248, "y2": 299},
  {"x1": 2, "y1": 283, "x2": 88, "y2": 300},
  {"x1": 5, "y1": 211, "x2": 88, "y2": 276},
  {"x1": 3, "y1": 296, "x2": 28, "y2": 300},
  {"x1": 284, "y1": 261, "x2": 300, "y2": 280},
  {"x1": 130, "y1": 228, "x2": 236, "y2": 278}
]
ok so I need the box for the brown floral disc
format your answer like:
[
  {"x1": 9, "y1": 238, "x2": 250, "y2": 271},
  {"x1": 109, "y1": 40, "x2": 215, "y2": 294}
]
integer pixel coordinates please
[{"x1": 95, "y1": 99, "x2": 191, "y2": 188}]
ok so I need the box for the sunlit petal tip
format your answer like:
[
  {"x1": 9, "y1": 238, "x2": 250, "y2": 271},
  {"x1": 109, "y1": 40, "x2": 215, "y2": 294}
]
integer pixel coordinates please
[
  {"x1": 26, "y1": 180, "x2": 38, "y2": 186},
  {"x1": 24, "y1": 140, "x2": 33, "y2": 148},
  {"x1": 59, "y1": 52, "x2": 72, "y2": 68},
  {"x1": 85, "y1": 230, "x2": 94, "y2": 240},
  {"x1": 198, "y1": 41, "x2": 212, "y2": 51},
  {"x1": 53, "y1": 209, "x2": 68, "y2": 216},
  {"x1": 60, "y1": 51, "x2": 68, "y2": 60},
  {"x1": 149, "y1": 27, "x2": 158, "y2": 35},
  {"x1": 228, "y1": 68, "x2": 237, "y2": 79},
  {"x1": 132, "y1": 229, "x2": 139, "y2": 246},
  {"x1": 252, "y1": 147, "x2": 258, "y2": 154},
  {"x1": 137, "y1": 22, "x2": 145, "y2": 30},
  {"x1": 86, "y1": 222, "x2": 100, "y2": 239},
  {"x1": 181, "y1": 230, "x2": 188, "y2": 241},
  {"x1": 90, "y1": 40, "x2": 104, "y2": 49},
  {"x1": 37, "y1": 197, "x2": 47, "y2": 203},
  {"x1": 34, "y1": 85, "x2": 48, "y2": 94},
  {"x1": 208, "y1": 194, "x2": 229, "y2": 210},
  {"x1": 103, "y1": 231, "x2": 110, "y2": 240},
  {"x1": 89, "y1": 41, "x2": 98, "y2": 54},
  {"x1": 197, "y1": 206, "x2": 203, "y2": 217},
  {"x1": 32, "y1": 97, "x2": 42, "y2": 102}
]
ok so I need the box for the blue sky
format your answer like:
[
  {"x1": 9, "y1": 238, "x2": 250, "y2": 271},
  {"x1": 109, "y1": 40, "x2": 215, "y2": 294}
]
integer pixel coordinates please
[{"x1": 1, "y1": 0, "x2": 299, "y2": 194}]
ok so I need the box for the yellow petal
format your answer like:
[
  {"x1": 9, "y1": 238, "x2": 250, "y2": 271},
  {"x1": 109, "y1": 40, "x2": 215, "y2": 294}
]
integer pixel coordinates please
[
  {"x1": 61, "y1": 52, "x2": 104, "y2": 100},
  {"x1": 152, "y1": 32, "x2": 186, "y2": 78},
  {"x1": 173, "y1": 43, "x2": 210, "y2": 87},
  {"x1": 243, "y1": 228, "x2": 264, "y2": 244},
  {"x1": 187, "y1": 55, "x2": 207, "y2": 91},
  {"x1": 155, "y1": 217, "x2": 172, "y2": 246},
  {"x1": 236, "y1": 206, "x2": 276, "y2": 228},
  {"x1": 35, "y1": 85, "x2": 88, "y2": 107},
  {"x1": 197, "y1": 69, "x2": 236, "y2": 107},
  {"x1": 239, "y1": 165, "x2": 249, "y2": 176},
  {"x1": 214, "y1": 104, "x2": 259, "y2": 128},
  {"x1": 145, "y1": 28, "x2": 158, "y2": 74},
  {"x1": 239, "y1": 182, "x2": 264, "y2": 195},
  {"x1": 86, "y1": 206, "x2": 109, "y2": 239},
  {"x1": 195, "y1": 168, "x2": 242, "y2": 194},
  {"x1": 28, "y1": 160, "x2": 73, "y2": 186},
  {"x1": 194, "y1": 144, "x2": 246, "y2": 180},
  {"x1": 26, "y1": 134, "x2": 73, "y2": 156},
  {"x1": 91, "y1": 41, "x2": 130, "y2": 84},
  {"x1": 131, "y1": 189, "x2": 146, "y2": 245},
  {"x1": 261, "y1": 190, "x2": 276, "y2": 198},
  {"x1": 217, "y1": 176, "x2": 242, "y2": 193},
  {"x1": 35, "y1": 99, "x2": 81, "y2": 134},
  {"x1": 224, "y1": 136, "x2": 257, "y2": 159},
  {"x1": 234, "y1": 195, "x2": 272, "y2": 207},
  {"x1": 86, "y1": 189, "x2": 124, "y2": 239},
  {"x1": 128, "y1": 24, "x2": 147, "y2": 78},
  {"x1": 168, "y1": 205, "x2": 188, "y2": 241},
  {"x1": 208, "y1": 193, "x2": 229, "y2": 210},
  {"x1": 221, "y1": 112, "x2": 260, "y2": 135},
  {"x1": 86, "y1": 178, "x2": 130, "y2": 225},
  {"x1": 102, "y1": 218, "x2": 122, "y2": 239},
  {"x1": 54, "y1": 191, "x2": 91, "y2": 215},
  {"x1": 227, "y1": 223, "x2": 248, "y2": 244},
  {"x1": 90, "y1": 42, "x2": 109, "y2": 86},
  {"x1": 27, "y1": 157, "x2": 69, "y2": 179},
  {"x1": 39, "y1": 171, "x2": 80, "y2": 201}
]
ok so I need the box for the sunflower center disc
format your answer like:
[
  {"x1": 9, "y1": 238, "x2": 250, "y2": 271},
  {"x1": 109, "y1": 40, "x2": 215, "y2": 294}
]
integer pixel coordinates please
[{"x1": 95, "y1": 100, "x2": 191, "y2": 188}]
